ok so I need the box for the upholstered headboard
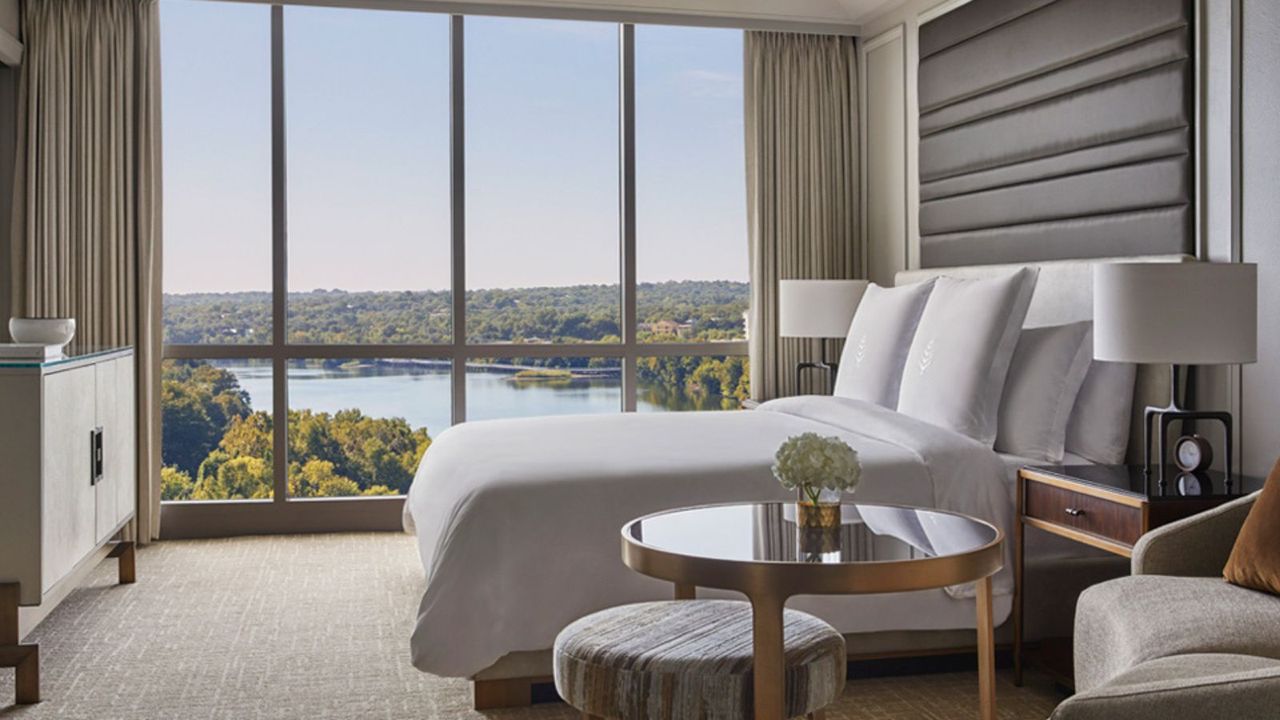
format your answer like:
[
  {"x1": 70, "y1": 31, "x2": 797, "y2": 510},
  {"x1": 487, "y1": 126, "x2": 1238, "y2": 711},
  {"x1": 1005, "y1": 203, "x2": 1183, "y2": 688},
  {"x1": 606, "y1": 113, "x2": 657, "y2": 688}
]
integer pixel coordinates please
[
  {"x1": 916, "y1": 0, "x2": 1194, "y2": 268},
  {"x1": 895, "y1": 255, "x2": 1195, "y2": 463}
]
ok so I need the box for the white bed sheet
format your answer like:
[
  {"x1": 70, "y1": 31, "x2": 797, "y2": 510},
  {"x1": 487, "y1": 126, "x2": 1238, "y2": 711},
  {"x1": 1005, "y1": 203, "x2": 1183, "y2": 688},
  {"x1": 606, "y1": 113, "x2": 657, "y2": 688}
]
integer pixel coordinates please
[{"x1": 406, "y1": 396, "x2": 1015, "y2": 678}]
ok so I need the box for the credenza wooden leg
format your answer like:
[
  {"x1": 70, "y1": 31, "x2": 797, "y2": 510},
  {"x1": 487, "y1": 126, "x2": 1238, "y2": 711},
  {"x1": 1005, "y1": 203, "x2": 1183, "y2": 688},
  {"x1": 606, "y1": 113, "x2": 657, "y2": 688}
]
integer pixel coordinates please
[
  {"x1": 14, "y1": 645, "x2": 39, "y2": 704},
  {"x1": 108, "y1": 541, "x2": 136, "y2": 585},
  {"x1": 1, "y1": 583, "x2": 40, "y2": 705}
]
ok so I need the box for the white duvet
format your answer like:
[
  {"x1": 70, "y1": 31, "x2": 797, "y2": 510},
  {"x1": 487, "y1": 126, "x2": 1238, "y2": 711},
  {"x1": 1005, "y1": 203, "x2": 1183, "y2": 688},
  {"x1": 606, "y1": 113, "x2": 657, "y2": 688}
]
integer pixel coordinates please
[{"x1": 406, "y1": 396, "x2": 1014, "y2": 678}]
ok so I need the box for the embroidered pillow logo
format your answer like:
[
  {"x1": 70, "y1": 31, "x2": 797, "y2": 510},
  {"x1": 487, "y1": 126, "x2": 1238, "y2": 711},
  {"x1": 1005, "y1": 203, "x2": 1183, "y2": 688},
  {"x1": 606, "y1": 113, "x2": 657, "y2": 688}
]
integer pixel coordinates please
[
  {"x1": 918, "y1": 338, "x2": 936, "y2": 375},
  {"x1": 854, "y1": 335, "x2": 869, "y2": 366}
]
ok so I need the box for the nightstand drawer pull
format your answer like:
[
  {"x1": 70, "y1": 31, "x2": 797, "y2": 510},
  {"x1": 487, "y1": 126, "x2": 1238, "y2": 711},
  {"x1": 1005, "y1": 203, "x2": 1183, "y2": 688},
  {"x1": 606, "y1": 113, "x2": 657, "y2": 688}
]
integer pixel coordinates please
[{"x1": 1064, "y1": 507, "x2": 1086, "y2": 517}]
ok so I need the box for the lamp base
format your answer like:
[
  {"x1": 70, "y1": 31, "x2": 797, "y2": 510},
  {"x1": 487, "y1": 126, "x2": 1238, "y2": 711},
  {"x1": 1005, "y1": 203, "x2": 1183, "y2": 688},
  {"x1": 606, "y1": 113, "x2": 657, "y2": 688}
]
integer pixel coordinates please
[
  {"x1": 1144, "y1": 406, "x2": 1235, "y2": 487},
  {"x1": 795, "y1": 361, "x2": 837, "y2": 395},
  {"x1": 794, "y1": 341, "x2": 839, "y2": 395}
]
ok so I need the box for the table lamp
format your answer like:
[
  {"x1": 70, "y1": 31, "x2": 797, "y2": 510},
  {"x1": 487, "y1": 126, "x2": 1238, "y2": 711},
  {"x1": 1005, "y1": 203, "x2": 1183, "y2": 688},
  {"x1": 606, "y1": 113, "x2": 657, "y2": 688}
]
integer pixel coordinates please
[
  {"x1": 779, "y1": 279, "x2": 868, "y2": 393},
  {"x1": 1093, "y1": 262, "x2": 1257, "y2": 481}
]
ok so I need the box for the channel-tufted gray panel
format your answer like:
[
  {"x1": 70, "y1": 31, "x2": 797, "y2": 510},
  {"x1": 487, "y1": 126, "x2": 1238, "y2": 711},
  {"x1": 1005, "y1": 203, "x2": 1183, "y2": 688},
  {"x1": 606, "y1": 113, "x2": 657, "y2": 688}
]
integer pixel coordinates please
[{"x1": 917, "y1": 0, "x2": 1193, "y2": 267}]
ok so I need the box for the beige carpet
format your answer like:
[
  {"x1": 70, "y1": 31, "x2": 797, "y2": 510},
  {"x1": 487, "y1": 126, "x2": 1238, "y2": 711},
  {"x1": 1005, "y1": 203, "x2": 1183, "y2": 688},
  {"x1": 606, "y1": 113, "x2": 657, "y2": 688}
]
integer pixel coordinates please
[{"x1": 0, "y1": 533, "x2": 1065, "y2": 719}]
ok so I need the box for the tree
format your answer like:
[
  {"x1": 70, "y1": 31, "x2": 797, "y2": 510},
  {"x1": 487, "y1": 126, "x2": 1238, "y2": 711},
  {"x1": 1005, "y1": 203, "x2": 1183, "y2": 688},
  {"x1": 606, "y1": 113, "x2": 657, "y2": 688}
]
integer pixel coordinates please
[
  {"x1": 193, "y1": 455, "x2": 272, "y2": 500},
  {"x1": 161, "y1": 360, "x2": 253, "y2": 476},
  {"x1": 220, "y1": 412, "x2": 272, "y2": 461},
  {"x1": 289, "y1": 459, "x2": 361, "y2": 498},
  {"x1": 161, "y1": 466, "x2": 194, "y2": 501}
]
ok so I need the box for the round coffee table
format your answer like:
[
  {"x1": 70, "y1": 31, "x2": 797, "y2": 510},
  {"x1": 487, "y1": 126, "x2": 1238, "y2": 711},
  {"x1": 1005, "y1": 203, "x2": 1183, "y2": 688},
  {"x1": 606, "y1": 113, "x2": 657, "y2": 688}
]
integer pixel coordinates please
[{"x1": 621, "y1": 502, "x2": 1004, "y2": 720}]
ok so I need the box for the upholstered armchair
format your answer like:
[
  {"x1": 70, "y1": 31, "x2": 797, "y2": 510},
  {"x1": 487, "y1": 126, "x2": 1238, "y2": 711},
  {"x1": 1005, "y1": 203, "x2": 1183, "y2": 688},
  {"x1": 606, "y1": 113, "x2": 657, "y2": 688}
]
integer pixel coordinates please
[{"x1": 1051, "y1": 492, "x2": 1280, "y2": 719}]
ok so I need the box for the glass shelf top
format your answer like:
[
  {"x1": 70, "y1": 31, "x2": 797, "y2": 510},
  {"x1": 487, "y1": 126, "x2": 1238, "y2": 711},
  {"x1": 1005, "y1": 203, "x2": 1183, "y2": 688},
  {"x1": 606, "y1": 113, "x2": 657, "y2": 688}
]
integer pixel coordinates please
[
  {"x1": 0, "y1": 345, "x2": 132, "y2": 369},
  {"x1": 1028, "y1": 465, "x2": 1265, "y2": 500},
  {"x1": 625, "y1": 502, "x2": 998, "y2": 566}
]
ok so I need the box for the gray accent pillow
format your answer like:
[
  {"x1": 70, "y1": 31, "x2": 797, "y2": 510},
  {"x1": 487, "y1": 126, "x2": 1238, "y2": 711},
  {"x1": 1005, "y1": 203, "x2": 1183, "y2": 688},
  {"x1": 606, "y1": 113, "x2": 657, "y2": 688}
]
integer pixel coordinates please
[
  {"x1": 832, "y1": 279, "x2": 937, "y2": 408},
  {"x1": 1065, "y1": 357, "x2": 1137, "y2": 464},
  {"x1": 995, "y1": 322, "x2": 1094, "y2": 462},
  {"x1": 896, "y1": 267, "x2": 1039, "y2": 445}
]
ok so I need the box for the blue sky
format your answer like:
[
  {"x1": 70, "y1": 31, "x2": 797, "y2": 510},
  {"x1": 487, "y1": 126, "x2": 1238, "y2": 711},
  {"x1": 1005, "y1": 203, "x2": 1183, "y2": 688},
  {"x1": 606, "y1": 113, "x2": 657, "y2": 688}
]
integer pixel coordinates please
[{"x1": 160, "y1": 0, "x2": 747, "y2": 294}]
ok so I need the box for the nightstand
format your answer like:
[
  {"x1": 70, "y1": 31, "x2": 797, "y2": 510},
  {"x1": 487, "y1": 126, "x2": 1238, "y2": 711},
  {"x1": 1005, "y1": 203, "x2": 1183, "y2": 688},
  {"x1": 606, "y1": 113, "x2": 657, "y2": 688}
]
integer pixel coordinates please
[{"x1": 1013, "y1": 464, "x2": 1264, "y2": 687}]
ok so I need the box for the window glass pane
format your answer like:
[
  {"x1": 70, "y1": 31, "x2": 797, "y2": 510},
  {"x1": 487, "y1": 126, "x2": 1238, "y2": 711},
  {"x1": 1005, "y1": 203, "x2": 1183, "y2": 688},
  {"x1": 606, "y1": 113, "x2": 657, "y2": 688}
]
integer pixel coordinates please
[
  {"x1": 465, "y1": 17, "x2": 620, "y2": 344},
  {"x1": 161, "y1": 1, "x2": 272, "y2": 344},
  {"x1": 287, "y1": 359, "x2": 447, "y2": 497},
  {"x1": 467, "y1": 357, "x2": 621, "y2": 420},
  {"x1": 162, "y1": 359, "x2": 273, "y2": 501},
  {"x1": 637, "y1": 355, "x2": 749, "y2": 412},
  {"x1": 636, "y1": 26, "x2": 749, "y2": 343},
  {"x1": 285, "y1": 7, "x2": 451, "y2": 344}
]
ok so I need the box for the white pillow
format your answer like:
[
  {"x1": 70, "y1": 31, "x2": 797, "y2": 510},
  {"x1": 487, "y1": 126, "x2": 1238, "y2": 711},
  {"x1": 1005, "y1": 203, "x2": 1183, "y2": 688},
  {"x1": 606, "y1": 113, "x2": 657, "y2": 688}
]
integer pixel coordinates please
[
  {"x1": 832, "y1": 279, "x2": 937, "y2": 408},
  {"x1": 896, "y1": 267, "x2": 1039, "y2": 444},
  {"x1": 1065, "y1": 357, "x2": 1137, "y2": 464},
  {"x1": 995, "y1": 322, "x2": 1094, "y2": 462}
]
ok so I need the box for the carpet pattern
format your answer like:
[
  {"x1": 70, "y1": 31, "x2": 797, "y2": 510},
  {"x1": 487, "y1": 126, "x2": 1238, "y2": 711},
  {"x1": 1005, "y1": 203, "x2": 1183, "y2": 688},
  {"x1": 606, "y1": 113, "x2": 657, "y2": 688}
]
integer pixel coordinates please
[{"x1": 0, "y1": 533, "x2": 1065, "y2": 719}]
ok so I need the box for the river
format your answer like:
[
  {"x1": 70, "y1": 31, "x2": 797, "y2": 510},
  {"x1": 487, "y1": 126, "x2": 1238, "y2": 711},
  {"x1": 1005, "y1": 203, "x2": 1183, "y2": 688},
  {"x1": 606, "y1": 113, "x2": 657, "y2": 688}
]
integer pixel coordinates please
[{"x1": 213, "y1": 360, "x2": 733, "y2": 436}]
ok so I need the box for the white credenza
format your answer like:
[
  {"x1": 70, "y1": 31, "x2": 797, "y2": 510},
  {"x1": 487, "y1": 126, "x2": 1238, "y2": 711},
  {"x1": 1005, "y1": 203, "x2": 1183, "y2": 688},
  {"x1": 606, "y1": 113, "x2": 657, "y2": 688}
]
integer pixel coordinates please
[{"x1": 0, "y1": 346, "x2": 137, "y2": 704}]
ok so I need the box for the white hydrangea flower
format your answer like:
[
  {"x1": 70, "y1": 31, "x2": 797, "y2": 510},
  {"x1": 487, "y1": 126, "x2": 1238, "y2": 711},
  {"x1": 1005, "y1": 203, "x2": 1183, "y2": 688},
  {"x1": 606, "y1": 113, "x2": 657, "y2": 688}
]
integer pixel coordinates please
[{"x1": 771, "y1": 432, "x2": 862, "y2": 505}]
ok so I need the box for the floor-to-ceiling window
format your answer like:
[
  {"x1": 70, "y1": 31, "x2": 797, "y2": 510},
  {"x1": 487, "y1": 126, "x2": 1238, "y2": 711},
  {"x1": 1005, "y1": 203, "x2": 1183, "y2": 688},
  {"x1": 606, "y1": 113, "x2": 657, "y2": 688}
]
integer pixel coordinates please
[{"x1": 159, "y1": 1, "x2": 749, "y2": 528}]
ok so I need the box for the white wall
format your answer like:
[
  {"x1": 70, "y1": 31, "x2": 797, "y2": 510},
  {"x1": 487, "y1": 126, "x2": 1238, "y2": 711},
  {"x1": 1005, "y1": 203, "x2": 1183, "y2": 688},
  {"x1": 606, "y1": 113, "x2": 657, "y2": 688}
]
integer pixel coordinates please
[
  {"x1": 0, "y1": 0, "x2": 16, "y2": 40},
  {"x1": 859, "y1": 25, "x2": 908, "y2": 286},
  {"x1": 857, "y1": 0, "x2": 968, "y2": 281},
  {"x1": 1240, "y1": 0, "x2": 1280, "y2": 476}
]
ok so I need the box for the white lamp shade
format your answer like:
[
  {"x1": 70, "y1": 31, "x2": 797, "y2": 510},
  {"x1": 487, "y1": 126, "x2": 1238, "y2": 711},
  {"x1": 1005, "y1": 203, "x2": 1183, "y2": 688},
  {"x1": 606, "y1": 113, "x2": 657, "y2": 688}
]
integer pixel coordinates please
[
  {"x1": 1094, "y1": 262, "x2": 1257, "y2": 365},
  {"x1": 778, "y1": 280, "x2": 869, "y2": 338}
]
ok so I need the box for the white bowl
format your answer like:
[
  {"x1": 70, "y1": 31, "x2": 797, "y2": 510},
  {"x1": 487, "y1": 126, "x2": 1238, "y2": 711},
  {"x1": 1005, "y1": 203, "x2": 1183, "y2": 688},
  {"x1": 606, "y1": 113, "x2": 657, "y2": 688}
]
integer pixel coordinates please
[{"x1": 9, "y1": 318, "x2": 76, "y2": 347}]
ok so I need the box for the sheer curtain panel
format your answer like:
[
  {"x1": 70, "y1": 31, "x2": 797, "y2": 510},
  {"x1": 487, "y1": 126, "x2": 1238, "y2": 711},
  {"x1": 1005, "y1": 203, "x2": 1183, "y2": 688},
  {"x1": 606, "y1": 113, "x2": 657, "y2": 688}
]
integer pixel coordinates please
[{"x1": 745, "y1": 31, "x2": 860, "y2": 401}]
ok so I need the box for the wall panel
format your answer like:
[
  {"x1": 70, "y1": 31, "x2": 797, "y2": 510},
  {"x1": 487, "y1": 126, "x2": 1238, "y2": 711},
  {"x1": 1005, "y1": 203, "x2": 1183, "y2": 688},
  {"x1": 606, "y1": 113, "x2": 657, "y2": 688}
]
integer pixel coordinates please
[
  {"x1": 917, "y1": 0, "x2": 1194, "y2": 267},
  {"x1": 862, "y1": 29, "x2": 908, "y2": 285},
  {"x1": 1241, "y1": 0, "x2": 1279, "y2": 477}
]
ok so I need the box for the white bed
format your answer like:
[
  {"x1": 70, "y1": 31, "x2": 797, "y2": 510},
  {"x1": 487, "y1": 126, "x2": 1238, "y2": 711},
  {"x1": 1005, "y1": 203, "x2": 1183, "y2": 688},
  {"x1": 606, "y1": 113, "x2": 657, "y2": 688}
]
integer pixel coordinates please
[
  {"x1": 404, "y1": 256, "x2": 1187, "y2": 683},
  {"x1": 406, "y1": 395, "x2": 1015, "y2": 677}
]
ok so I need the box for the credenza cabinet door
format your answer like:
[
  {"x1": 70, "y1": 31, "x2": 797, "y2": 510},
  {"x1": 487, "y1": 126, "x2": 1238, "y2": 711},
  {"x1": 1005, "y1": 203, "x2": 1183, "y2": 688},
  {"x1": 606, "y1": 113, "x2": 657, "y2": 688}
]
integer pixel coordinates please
[
  {"x1": 94, "y1": 358, "x2": 136, "y2": 541},
  {"x1": 41, "y1": 366, "x2": 98, "y2": 593},
  {"x1": 112, "y1": 356, "x2": 137, "y2": 531},
  {"x1": 94, "y1": 361, "x2": 118, "y2": 541}
]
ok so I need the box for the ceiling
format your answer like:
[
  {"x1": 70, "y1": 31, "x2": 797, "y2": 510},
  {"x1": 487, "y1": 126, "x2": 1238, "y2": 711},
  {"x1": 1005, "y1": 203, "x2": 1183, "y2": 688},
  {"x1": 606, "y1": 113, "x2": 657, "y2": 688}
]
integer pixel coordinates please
[{"x1": 252, "y1": 0, "x2": 908, "y2": 34}]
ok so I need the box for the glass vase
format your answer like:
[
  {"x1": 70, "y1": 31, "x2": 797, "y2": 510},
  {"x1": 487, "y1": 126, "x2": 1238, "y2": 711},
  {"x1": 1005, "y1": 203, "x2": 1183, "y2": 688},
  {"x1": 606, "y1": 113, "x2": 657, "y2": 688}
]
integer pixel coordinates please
[{"x1": 796, "y1": 487, "x2": 842, "y2": 529}]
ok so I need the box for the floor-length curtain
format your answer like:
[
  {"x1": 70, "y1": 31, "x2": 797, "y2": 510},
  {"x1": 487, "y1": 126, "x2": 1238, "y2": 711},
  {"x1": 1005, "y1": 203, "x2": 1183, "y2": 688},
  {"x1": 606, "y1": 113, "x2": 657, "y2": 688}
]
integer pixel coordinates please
[
  {"x1": 745, "y1": 31, "x2": 860, "y2": 401},
  {"x1": 10, "y1": 0, "x2": 163, "y2": 541}
]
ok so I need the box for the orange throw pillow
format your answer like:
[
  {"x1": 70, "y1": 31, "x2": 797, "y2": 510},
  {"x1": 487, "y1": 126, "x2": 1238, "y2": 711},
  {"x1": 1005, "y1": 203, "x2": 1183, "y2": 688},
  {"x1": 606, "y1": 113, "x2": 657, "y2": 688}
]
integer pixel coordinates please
[{"x1": 1224, "y1": 459, "x2": 1280, "y2": 594}]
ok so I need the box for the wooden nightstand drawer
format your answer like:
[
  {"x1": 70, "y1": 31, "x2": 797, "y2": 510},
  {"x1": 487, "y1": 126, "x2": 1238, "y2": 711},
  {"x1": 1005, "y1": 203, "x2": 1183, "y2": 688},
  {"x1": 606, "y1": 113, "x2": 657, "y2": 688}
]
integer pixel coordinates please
[{"x1": 1023, "y1": 481, "x2": 1143, "y2": 547}]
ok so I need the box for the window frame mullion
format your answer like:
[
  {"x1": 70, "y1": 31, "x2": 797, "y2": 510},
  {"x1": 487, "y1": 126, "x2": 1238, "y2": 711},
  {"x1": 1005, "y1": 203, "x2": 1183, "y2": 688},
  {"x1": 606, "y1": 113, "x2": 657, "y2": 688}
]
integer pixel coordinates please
[
  {"x1": 450, "y1": 14, "x2": 468, "y2": 425},
  {"x1": 270, "y1": 4, "x2": 289, "y2": 504},
  {"x1": 619, "y1": 23, "x2": 638, "y2": 412}
]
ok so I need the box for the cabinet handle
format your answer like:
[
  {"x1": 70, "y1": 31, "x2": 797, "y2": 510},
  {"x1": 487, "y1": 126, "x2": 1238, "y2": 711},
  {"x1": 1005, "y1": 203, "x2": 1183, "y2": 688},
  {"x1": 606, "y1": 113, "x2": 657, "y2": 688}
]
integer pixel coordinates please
[
  {"x1": 90, "y1": 427, "x2": 104, "y2": 486},
  {"x1": 1064, "y1": 507, "x2": 1085, "y2": 517}
]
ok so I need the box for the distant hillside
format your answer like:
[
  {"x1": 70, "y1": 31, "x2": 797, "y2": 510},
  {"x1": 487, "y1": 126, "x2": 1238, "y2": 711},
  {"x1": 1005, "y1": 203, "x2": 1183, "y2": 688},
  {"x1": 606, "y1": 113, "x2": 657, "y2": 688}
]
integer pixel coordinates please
[{"x1": 163, "y1": 280, "x2": 749, "y2": 345}]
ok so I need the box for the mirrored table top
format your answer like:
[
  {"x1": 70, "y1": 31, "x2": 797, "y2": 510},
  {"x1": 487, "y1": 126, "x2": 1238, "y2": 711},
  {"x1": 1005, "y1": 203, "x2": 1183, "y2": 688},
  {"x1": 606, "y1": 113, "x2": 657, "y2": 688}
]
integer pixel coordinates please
[{"x1": 624, "y1": 502, "x2": 1000, "y2": 566}]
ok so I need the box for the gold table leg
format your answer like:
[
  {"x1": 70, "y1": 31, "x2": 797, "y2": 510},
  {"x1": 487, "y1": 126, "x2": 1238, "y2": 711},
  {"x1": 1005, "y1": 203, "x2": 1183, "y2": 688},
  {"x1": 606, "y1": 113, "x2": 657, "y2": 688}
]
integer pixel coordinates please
[
  {"x1": 673, "y1": 583, "x2": 696, "y2": 600},
  {"x1": 751, "y1": 594, "x2": 787, "y2": 720},
  {"x1": 976, "y1": 575, "x2": 996, "y2": 720}
]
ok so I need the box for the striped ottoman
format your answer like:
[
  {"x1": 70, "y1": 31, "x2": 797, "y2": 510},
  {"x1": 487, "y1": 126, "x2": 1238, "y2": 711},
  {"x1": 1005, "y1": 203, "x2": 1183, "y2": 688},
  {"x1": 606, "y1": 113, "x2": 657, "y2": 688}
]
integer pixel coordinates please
[{"x1": 553, "y1": 600, "x2": 845, "y2": 720}]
